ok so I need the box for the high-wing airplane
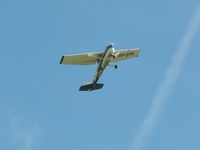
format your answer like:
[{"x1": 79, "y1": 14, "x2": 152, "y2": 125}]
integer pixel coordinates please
[{"x1": 60, "y1": 44, "x2": 141, "y2": 91}]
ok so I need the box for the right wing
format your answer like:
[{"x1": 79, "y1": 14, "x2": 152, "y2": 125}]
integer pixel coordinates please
[
  {"x1": 60, "y1": 52, "x2": 102, "y2": 65},
  {"x1": 110, "y1": 48, "x2": 141, "y2": 63}
]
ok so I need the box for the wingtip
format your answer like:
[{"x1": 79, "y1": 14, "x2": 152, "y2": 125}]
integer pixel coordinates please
[{"x1": 59, "y1": 56, "x2": 64, "y2": 64}]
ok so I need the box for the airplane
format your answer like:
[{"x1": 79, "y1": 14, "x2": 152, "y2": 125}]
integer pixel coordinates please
[{"x1": 60, "y1": 44, "x2": 141, "y2": 91}]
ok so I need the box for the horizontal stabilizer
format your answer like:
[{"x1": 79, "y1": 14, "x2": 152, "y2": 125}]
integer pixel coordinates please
[{"x1": 79, "y1": 83, "x2": 104, "y2": 91}]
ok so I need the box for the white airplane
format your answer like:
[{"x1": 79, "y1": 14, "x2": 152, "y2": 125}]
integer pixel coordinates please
[{"x1": 60, "y1": 44, "x2": 141, "y2": 91}]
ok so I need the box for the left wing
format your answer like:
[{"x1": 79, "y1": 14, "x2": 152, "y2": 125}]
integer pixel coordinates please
[
  {"x1": 60, "y1": 52, "x2": 102, "y2": 65},
  {"x1": 110, "y1": 48, "x2": 141, "y2": 63}
]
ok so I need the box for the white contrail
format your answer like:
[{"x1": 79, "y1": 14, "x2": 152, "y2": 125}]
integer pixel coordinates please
[
  {"x1": 131, "y1": 4, "x2": 200, "y2": 150},
  {"x1": 6, "y1": 113, "x2": 41, "y2": 150},
  {"x1": 11, "y1": 117, "x2": 41, "y2": 150}
]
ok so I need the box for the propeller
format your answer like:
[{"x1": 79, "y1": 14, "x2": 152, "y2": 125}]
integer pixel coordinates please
[{"x1": 103, "y1": 40, "x2": 116, "y2": 47}]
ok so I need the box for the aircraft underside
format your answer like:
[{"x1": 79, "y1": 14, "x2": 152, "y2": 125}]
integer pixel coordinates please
[{"x1": 59, "y1": 44, "x2": 141, "y2": 91}]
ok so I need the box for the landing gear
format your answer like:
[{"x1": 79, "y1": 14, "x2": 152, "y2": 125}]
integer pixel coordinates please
[{"x1": 108, "y1": 64, "x2": 118, "y2": 69}]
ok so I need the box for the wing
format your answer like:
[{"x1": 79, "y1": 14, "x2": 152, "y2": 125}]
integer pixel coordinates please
[
  {"x1": 60, "y1": 52, "x2": 102, "y2": 65},
  {"x1": 110, "y1": 48, "x2": 141, "y2": 63}
]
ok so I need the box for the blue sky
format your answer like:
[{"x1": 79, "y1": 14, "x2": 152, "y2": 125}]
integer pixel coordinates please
[{"x1": 0, "y1": 0, "x2": 200, "y2": 150}]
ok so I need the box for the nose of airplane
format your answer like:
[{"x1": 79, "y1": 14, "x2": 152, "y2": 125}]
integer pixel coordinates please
[{"x1": 107, "y1": 44, "x2": 113, "y2": 49}]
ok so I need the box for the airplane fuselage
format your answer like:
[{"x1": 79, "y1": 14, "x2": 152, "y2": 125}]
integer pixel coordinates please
[
  {"x1": 92, "y1": 44, "x2": 114, "y2": 85},
  {"x1": 60, "y1": 44, "x2": 141, "y2": 91}
]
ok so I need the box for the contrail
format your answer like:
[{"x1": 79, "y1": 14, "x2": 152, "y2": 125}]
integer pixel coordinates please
[{"x1": 131, "y1": 4, "x2": 200, "y2": 150}]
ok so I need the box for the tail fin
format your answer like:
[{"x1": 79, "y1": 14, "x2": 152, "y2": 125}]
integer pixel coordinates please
[{"x1": 79, "y1": 83, "x2": 104, "y2": 91}]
